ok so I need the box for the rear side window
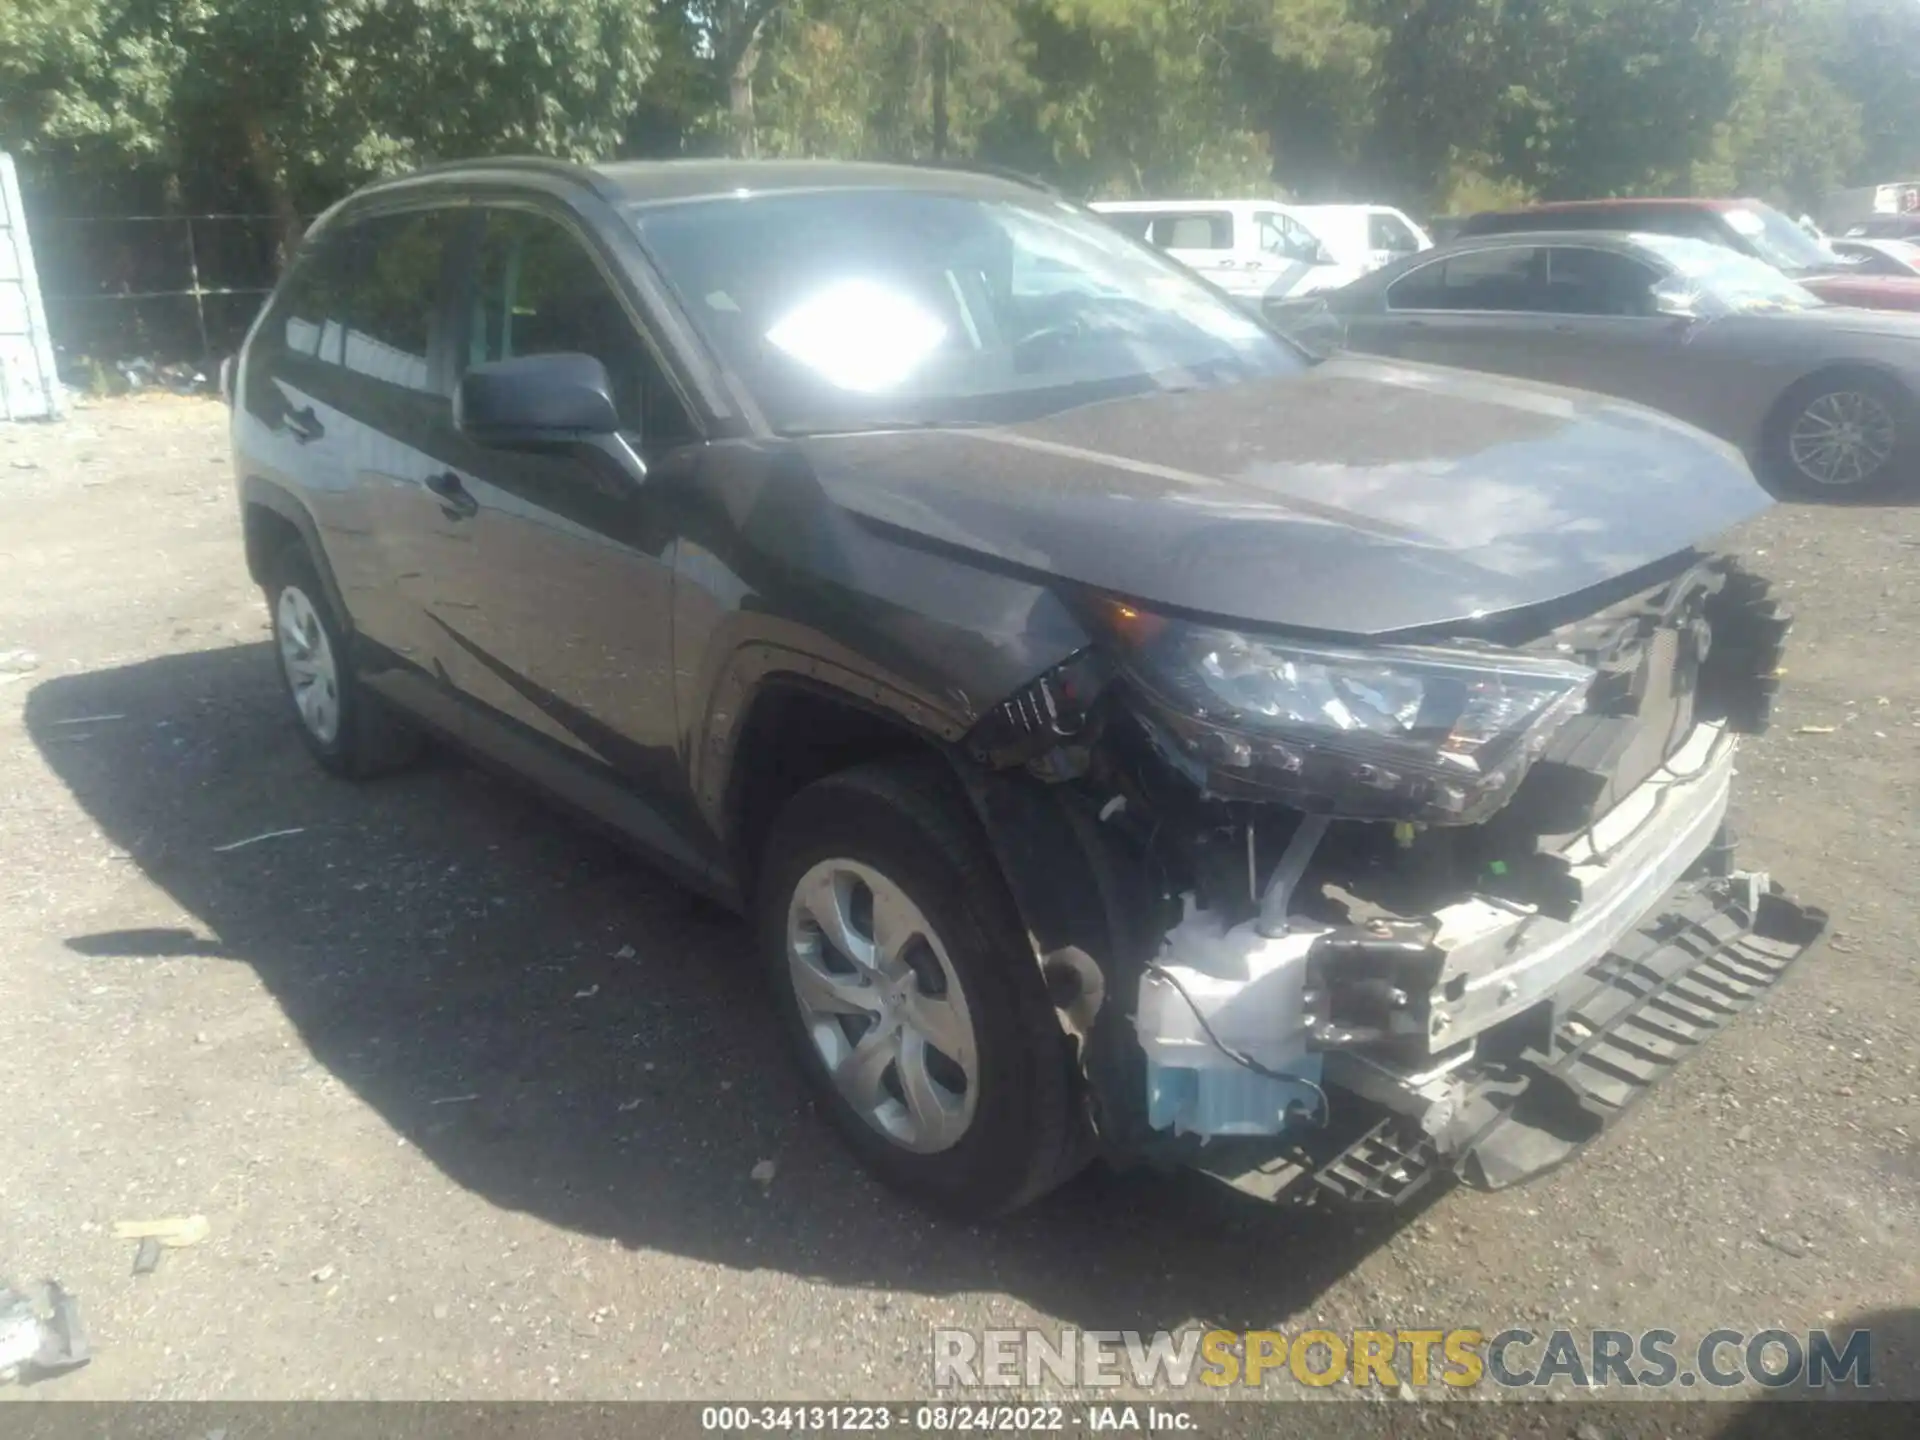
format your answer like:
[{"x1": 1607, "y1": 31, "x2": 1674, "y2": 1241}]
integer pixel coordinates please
[
  {"x1": 272, "y1": 209, "x2": 456, "y2": 392},
  {"x1": 1145, "y1": 212, "x2": 1234, "y2": 251},
  {"x1": 275, "y1": 237, "x2": 357, "y2": 367},
  {"x1": 1098, "y1": 212, "x2": 1153, "y2": 242},
  {"x1": 1387, "y1": 247, "x2": 1542, "y2": 311},
  {"x1": 460, "y1": 208, "x2": 692, "y2": 444},
  {"x1": 1256, "y1": 211, "x2": 1321, "y2": 261}
]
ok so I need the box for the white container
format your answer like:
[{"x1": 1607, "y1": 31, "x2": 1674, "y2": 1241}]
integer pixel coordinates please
[{"x1": 1135, "y1": 899, "x2": 1325, "y2": 1137}]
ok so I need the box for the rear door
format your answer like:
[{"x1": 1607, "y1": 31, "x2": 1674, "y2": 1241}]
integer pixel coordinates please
[
  {"x1": 1345, "y1": 245, "x2": 1556, "y2": 374},
  {"x1": 241, "y1": 207, "x2": 467, "y2": 687},
  {"x1": 432, "y1": 201, "x2": 714, "y2": 875}
]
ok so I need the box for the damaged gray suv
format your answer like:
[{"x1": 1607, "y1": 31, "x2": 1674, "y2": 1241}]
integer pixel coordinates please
[{"x1": 230, "y1": 157, "x2": 1825, "y2": 1219}]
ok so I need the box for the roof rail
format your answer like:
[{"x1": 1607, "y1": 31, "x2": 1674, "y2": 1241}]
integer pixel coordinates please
[
  {"x1": 358, "y1": 154, "x2": 624, "y2": 204},
  {"x1": 908, "y1": 158, "x2": 1062, "y2": 197}
]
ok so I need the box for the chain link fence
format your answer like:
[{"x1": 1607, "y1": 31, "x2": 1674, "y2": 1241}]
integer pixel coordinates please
[{"x1": 30, "y1": 211, "x2": 288, "y2": 391}]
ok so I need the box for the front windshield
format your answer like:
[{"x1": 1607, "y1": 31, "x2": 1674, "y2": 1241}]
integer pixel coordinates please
[
  {"x1": 1721, "y1": 201, "x2": 1842, "y2": 274},
  {"x1": 627, "y1": 189, "x2": 1303, "y2": 433},
  {"x1": 1636, "y1": 233, "x2": 1826, "y2": 314}
]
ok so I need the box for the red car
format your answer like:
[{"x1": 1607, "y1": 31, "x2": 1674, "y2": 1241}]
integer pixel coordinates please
[{"x1": 1458, "y1": 197, "x2": 1920, "y2": 313}]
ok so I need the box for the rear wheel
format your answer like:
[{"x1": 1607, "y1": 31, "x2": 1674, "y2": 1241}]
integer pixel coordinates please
[
  {"x1": 1764, "y1": 371, "x2": 1913, "y2": 498},
  {"x1": 755, "y1": 757, "x2": 1088, "y2": 1219},
  {"x1": 265, "y1": 543, "x2": 422, "y2": 778}
]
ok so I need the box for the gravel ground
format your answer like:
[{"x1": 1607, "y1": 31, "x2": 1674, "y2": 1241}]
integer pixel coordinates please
[{"x1": 0, "y1": 397, "x2": 1916, "y2": 1407}]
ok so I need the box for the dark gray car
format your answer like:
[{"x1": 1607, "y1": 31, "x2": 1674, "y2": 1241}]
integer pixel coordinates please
[
  {"x1": 1279, "y1": 230, "x2": 1920, "y2": 497},
  {"x1": 229, "y1": 158, "x2": 1823, "y2": 1220}
]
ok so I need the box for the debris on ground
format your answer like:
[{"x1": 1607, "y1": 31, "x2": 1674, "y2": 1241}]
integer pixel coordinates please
[
  {"x1": 310, "y1": 1264, "x2": 336, "y2": 1284},
  {"x1": 613, "y1": 944, "x2": 637, "y2": 960},
  {"x1": 210, "y1": 826, "x2": 307, "y2": 853},
  {"x1": 1795, "y1": 724, "x2": 1838, "y2": 735},
  {"x1": 0, "y1": 1281, "x2": 91, "y2": 1384},
  {"x1": 113, "y1": 1214, "x2": 210, "y2": 1248},
  {"x1": 750, "y1": 1159, "x2": 778, "y2": 1186},
  {"x1": 0, "y1": 649, "x2": 39, "y2": 674},
  {"x1": 102, "y1": 358, "x2": 213, "y2": 396},
  {"x1": 132, "y1": 1237, "x2": 163, "y2": 1276}
]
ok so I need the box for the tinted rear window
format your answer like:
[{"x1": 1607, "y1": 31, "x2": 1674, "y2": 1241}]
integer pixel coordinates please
[{"x1": 272, "y1": 209, "x2": 458, "y2": 392}]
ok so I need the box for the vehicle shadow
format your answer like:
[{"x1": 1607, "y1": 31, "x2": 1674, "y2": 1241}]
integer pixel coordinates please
[
  {"x1": 1710, "y1": 1306, "x2": 1920, "y2": 1436},
  {"x1": 24, "y1": 642, "x2": 1428, "y2": 1333}
]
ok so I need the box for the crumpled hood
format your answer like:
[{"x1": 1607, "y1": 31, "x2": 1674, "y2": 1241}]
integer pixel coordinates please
[{"x1": 795, "y1": 356, "x2": 1772, "y2": 636}]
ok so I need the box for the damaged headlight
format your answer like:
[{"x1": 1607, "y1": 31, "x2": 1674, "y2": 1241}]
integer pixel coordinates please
[{"x1": 1099, "y1": 603, "x2": 1595, "y2": 825}]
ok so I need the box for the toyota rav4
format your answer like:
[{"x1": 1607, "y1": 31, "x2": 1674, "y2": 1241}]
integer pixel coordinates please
[{"x1": 229, "y1": 157, "x2": 1825, "y2": 1219}]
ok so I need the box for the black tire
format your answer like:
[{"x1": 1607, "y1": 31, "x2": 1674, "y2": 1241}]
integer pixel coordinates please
[
  {"x1": 755, "y1": 756, "x2": 1088, "y2": 1219},
  {"x1": 1761, "y1": 369, "x2": 1915, "y2": 499},
  {"x1": 264, "y1": 541, "x2": 423, "y2": 779}
]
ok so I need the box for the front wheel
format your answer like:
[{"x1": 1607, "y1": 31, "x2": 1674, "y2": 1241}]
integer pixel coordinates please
[
  {"x1": 755, "y1": 757, "x2": 1088, "y2": 1219},
  {"x1": 1764, "y1": 372, "x2": 1913, "y2": 498}
]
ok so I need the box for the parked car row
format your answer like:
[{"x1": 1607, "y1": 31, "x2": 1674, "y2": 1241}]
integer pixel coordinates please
[
  {"x1": 1452, "y1": 197, "x2": 1920, "y2": 313},
  {"x1": 1090, "y1": 191, "x2": 1920, "y2": 498},
  {"x1": 1090, "y1": 198, "x2": 1431, "y2": 306},
  {"x1": 1279, "y1": 229, "x2": 1920, "y2": 495}
]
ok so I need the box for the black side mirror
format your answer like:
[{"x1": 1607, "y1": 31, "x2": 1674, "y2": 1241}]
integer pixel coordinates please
[{"x1": 455, "y1": 353, "x2": 621, "y2": 448}]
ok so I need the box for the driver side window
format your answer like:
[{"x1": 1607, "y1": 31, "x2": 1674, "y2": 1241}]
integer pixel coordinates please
[
  {"x1": 462, "y1": 208, "x2": 694, "y2": 447},
  {"x1": 1257, "y1": 212, "x2": 1319, "y2": 262}
]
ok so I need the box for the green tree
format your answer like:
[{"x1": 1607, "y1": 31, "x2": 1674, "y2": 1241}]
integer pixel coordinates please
[
  {"x1": 752, "y1": 0, "x2": 1030, "y2": 162},
  {"x1": 2, "y1": 1, "x2": 657, "y2": 263},
  {"x1": 1837, "y1": 0, "x2": 1920, "y2": 183},
  {"x1": 1691, "y1": 1, "x2": 1863, "y2": 210}
]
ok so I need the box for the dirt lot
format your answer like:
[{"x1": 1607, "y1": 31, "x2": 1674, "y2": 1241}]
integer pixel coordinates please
[{"x1": 1, "y1": 396, "x2": 1917, "y2": 1404}]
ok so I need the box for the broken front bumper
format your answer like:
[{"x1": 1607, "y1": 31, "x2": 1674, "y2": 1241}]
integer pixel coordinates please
[
  {"x1": 1149, "y1": 720, "x2": 1828, "y2": 1204},
  {"x1": 1199, "y1": 872, "x2": 1826, "y2": 1206}
]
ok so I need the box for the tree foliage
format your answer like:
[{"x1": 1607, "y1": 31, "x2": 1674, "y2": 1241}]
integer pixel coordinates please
[
  {"x1": 3, "y1": 0, "x2": 655, "y2": 255},
  {"x1": 4, "y1": 0, "x2": 1918, "y2": 248}
]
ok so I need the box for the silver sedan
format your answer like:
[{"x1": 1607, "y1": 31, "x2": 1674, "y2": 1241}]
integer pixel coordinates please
[{"x1": 1276, "y1": 229, "x2": 1920, "y2": 496}]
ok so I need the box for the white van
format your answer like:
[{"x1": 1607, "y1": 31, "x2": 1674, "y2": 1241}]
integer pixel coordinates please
[
  {"x1": 1090, "y1": 199, "x2": 1365, "y2": 303},
  {"x1": 1285, "y1": 204, "x2": 1433, "y2": 273}
]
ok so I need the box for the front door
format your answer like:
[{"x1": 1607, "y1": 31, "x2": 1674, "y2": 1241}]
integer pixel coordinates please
[
  {"x1": 433, "y1": 203, "x2": 716, "y2": 878},
  {"x1": 1352, "y1": 244, "x2": 1550, "y2": 374}
]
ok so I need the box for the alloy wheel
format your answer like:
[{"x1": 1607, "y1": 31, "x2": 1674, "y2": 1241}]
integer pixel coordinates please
[
  {"x1": 784, "y1": 858, "x2": 979, "y2": 1154},
  {"x1": 276, "y1": 585, "x2": 341, "y2": 746},
  {"x1": 1788, "y1": 389, "x2": 1899, "y2": 488}
]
